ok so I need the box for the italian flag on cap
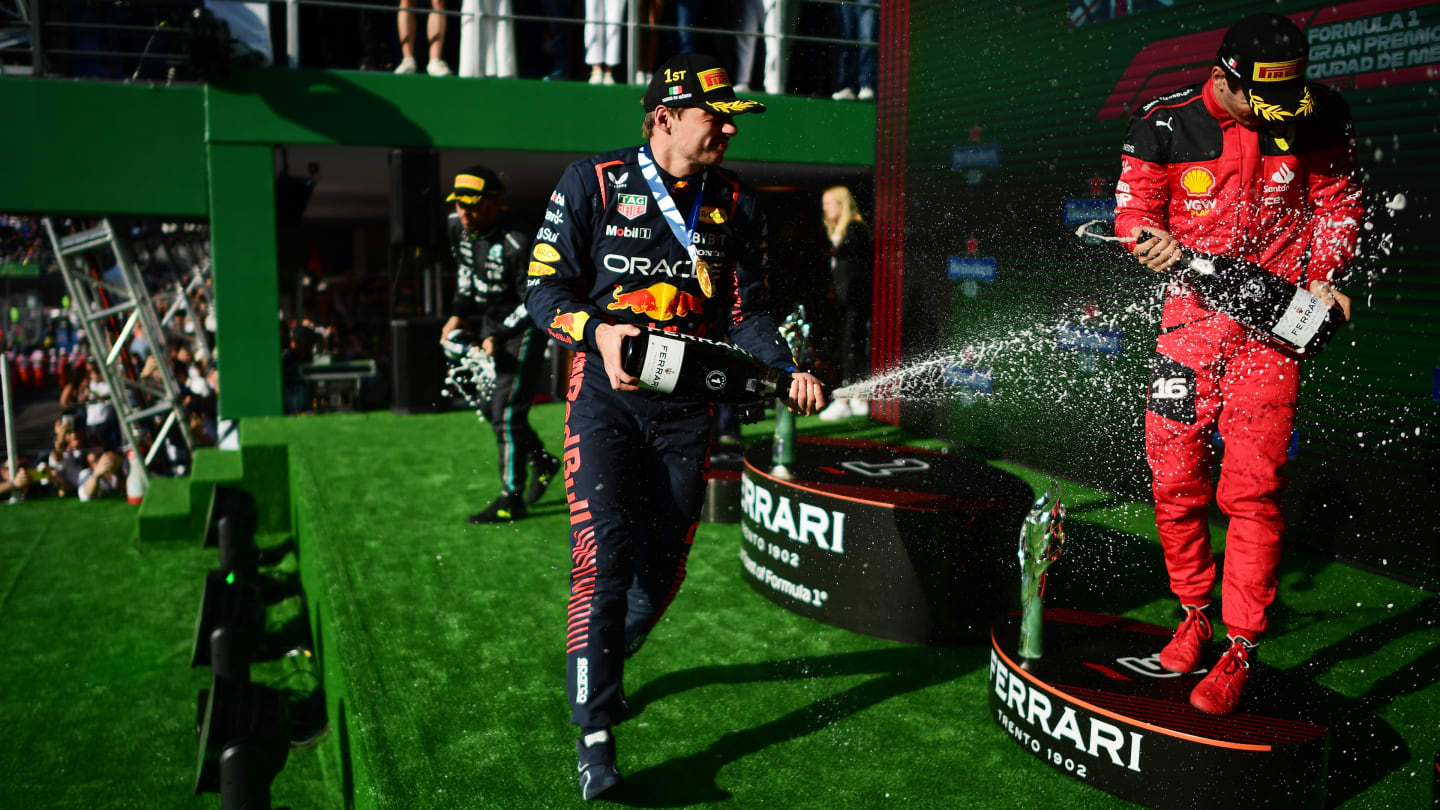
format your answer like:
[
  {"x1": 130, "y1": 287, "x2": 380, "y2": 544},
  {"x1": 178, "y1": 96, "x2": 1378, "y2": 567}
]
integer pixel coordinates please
[{"x1": 668, "y1": 84, "x2": 683, "y2": 95}]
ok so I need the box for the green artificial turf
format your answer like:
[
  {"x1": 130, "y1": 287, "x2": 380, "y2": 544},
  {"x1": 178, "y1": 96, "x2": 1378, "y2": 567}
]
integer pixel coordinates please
[
  {"x1": 2, "y1": 403, "x2": 1436, "y2": 809},
  {"x1": 266, "y1": 405, "x2": 1437, "y2": 809},
  {"x1": 0, "y1": 500, "x2": 334, "y2": 809}
]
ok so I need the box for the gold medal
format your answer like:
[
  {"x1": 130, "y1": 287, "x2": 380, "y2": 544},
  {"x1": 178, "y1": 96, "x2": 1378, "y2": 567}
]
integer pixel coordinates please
[{"x1": 695, "y1": 259, "x2": 713, "y2": 298}]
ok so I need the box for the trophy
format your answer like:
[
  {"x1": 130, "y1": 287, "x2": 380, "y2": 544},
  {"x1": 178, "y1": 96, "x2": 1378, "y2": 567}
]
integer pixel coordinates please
[
  {"x1": 1017, "y1": 482, "x2": 1066, "y2": 660},
  {"x1": 771, "y1": 306, "x2": 815, "y2": 479}
]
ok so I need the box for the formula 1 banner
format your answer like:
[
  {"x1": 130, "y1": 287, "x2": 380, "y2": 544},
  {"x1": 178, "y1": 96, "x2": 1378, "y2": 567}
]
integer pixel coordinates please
[{"x1": 1098, "y1": 0, "x2": 1440, "y2": 120}]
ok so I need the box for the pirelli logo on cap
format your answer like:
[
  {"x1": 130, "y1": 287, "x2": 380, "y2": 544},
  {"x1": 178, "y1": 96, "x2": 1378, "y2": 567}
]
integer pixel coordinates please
[
  {"x1": 698, "y1": 68, "x2": 731, "y2": 92},
  {"x1": 455, "y1": 174, "x2": 487, "y2": 192},
  {"x1": 1252, "y1": 59, "x2": 1304, "y2": 82}
]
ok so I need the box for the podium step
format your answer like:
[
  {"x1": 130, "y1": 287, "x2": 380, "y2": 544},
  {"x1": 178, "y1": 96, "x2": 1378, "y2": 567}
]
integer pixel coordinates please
[{"x1": 988, "y1": 609, "x2": 1328, "y2": 809}]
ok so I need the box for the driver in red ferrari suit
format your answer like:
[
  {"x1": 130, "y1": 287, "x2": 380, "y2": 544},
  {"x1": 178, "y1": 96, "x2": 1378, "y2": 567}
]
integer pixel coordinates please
[{"x1": 1113, "y1": 12, "x2": 1363, "y2": 717}]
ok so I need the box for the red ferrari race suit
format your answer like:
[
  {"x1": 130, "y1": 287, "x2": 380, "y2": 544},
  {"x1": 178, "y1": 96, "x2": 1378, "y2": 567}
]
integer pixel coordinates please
[{"x1": 1113, "y1": 78, "x2": 1363, "y2": 638}]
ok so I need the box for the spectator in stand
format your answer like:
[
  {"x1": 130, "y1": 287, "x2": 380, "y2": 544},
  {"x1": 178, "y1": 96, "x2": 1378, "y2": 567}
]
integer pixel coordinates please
[
  {"x1": 480, "y1": 0, "x2": 518, "y2": 77},
  {"x1": 541, "y1": 0, "x2": 577, "y2": 80},
  {"x1": 59, "y1": 364, "x2": 87, "y2": 417},
  {"x1": 175, "y1": 346, "x2": 218, "y2": 442},
  {"x1": 831, "y1": 0, "x2": 877, "y2": 100},
  {"x1": 734, "y1": 0, "x2": 796, "y2": 94},
  {"x1": 584, "y1": 0, "x2": 624, "y2": 84},
  {"x1": 189, "y1": 411, "x2": 217, "y2": 448},
  {"x1": 395, "y1": 0, "x2": 453, "y2": 76},
  {"x1": 817, "y1": 185, "x2": 872, "y2": 420},
  {"x1": 76, "y1": 448, "x2": 124, "y2": 502},
  {"x1": 1, "y1": 458, "x2": 32, "y2": 500},
  {"x1": 47, "y1": 418, "x2": 89, "y2": 496},
  {"x1": 79, "y1": 361, "x2": 119, "y2": 448},
  {"x1": 633, "y1": 0, "x2": 662, "y2": 83},
  {"x1": 129, "y1": 323, "x2": 151, "y2": 364},
  {"x1": 672, "y1": 0, "x2": 701, "y2": 58}
]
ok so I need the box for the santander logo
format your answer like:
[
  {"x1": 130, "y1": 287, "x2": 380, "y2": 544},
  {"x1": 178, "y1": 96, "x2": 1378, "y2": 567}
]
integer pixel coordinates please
[{"x1": 1270, "y1": 164, "x2": 1296, "y2": 185}]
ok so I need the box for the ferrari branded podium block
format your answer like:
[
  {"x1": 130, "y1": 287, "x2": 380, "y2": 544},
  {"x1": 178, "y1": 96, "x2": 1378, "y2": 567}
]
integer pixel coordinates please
[
  {"x1": 989, "y1": 609, "x2": 1329, "y2": 809},
  {"x1": 738, "y1": 438, "x2": 1033, "y2": 645}
]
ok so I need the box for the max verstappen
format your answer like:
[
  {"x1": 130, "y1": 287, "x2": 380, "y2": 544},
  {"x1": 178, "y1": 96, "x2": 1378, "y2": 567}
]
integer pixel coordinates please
[
  {"x1": 525, "y1": 52, "x2": 825, "y2": 800},
  {"x1": 1115, "y1": 13, "x2": 1362, "y2": 716}
]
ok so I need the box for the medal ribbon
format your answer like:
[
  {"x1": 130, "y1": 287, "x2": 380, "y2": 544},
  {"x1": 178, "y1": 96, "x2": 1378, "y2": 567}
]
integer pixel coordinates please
[{"x1": 637, "y1": 146, "x2": 707, "y2": 268}]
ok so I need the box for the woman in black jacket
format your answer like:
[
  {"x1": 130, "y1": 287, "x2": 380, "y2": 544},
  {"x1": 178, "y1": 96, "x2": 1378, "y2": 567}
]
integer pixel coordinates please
[{"x1": 818, "y1": 185, "x2": 873, "y2": 421}]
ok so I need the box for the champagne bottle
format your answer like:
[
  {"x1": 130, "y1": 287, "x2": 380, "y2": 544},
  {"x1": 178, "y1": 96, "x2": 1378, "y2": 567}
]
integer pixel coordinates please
[
  {"x1": 620, "y1": 328, "x2": 793, "y2": 402},
  {"x1": 1138, "y1": 234, "x2": 1345, "y2": 356},
  {"x1": 125, "y1": 448, "x2": 146, "y2": 505}
]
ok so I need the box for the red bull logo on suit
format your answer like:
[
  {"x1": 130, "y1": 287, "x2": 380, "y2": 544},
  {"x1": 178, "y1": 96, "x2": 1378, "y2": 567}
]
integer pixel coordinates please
[
  {"x1": 607, "y1": 283, "x2": 703, "y2": 321},
  {"x1": 550, "y1": 310, "x2": 590, "y2": 342}
]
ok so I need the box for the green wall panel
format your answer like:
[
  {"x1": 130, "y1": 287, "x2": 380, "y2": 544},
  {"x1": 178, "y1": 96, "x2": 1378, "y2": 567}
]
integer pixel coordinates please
[
  {"x1": 900, "y1": 0, "x2": 1439, "y2": 580},
  {"x1": 208, "y1": 143, "x2": 282, "y2": 420},
  {"x1": 204, "y1": 68, "x2": 875, "y2": 164},
  {"x1": 0, "y1": 78, "x2": 208, "y2": 216}
]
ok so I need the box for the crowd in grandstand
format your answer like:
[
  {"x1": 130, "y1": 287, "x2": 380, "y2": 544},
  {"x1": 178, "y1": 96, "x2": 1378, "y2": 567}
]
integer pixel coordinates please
[
  {"x1": 2, "y1": 218, "x2": 220, "y2": 502},
  {"x1": 4, "y1": 1, "x2": 878, "y2": 100}
]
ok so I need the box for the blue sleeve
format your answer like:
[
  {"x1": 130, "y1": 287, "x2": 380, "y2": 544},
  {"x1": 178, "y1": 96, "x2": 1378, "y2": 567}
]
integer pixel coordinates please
[{"x1": 525, "y1": 162, "x2": 607, "y2": 353}]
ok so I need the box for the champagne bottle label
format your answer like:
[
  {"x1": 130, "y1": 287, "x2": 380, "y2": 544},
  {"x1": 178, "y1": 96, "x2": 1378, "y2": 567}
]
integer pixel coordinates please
[
  {"x1": 637, "y1": 334, "x2": 686, "y2": 394},
  {"x1": 622, "y1": 328, "x2": 784, "y2": 402},
  {"x1": 1272, "y1": 286, "x2": 1330, "y2": 348}
]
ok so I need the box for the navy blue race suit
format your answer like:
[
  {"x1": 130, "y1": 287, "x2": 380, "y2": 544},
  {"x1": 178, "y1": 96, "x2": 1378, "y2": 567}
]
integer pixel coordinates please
[
  {"x1": 448, "y1": 211, "x2": 549, "y2": 496},
  {"x1": 525, "y1": 145, "x2": 793, "y2": 730}
]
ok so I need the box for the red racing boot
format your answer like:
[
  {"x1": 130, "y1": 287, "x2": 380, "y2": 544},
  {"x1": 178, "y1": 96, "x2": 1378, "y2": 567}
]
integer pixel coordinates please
[
  {"x1": 1190, "y1": 636, "x2": 1255, "y2": 716},
  {"x1": 1158, "y1": 603, "x2": 1212, "y2": 673}
]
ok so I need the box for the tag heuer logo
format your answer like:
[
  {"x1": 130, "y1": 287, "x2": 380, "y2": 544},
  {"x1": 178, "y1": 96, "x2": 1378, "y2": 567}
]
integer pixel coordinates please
[{"x1": 617, "y1": 194, "x2": 648, "y2": 220}]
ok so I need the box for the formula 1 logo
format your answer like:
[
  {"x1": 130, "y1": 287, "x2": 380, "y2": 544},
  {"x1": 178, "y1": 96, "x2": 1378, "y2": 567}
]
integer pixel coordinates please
[
  {"x1": 839, "y1": 459, "x2": 932, "y2": 478},
  {"x1": 1099, "y1": 0, "x2": 1440, "y2": 121},
  {"x1": 1115, "y1": 653, "x2": 1206, "y2": 678}
]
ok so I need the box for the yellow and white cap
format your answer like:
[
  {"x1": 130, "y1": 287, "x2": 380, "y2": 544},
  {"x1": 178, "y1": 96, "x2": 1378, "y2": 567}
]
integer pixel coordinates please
[{"x1": 446, "y1": 165, "x2": 506, "y2": 205}]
